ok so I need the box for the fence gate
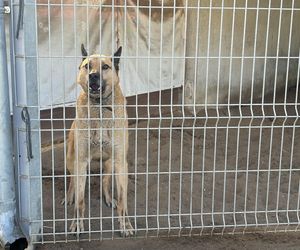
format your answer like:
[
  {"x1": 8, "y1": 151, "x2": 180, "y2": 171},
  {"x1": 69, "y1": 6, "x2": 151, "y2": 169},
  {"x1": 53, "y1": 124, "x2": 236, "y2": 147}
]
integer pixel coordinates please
[{"x1": 9, "y1": 0, "x2": 300, "y2": 245}]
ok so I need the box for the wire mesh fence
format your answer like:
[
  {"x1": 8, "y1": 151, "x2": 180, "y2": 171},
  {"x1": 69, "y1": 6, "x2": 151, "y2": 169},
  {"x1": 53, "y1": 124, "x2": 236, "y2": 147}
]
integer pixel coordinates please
[{"x1": 9, "y1": 0, "x2": 300, "y2": 244}]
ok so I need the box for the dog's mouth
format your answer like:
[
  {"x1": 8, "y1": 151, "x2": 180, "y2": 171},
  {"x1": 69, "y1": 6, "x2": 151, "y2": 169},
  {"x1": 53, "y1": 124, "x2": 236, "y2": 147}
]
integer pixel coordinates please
[
  {"x1": 89, "y1": 82, "x2": 106, "y2": 95},
  {"x1": 90, "y1": 83, "x2": 100, "y2": 92}
]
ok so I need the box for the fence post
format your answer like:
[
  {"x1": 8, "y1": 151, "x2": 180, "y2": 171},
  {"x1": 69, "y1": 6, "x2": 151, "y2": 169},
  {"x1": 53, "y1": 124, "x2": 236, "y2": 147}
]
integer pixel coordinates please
[{"x1": 0, "y1": 0, "x2": 26, "y2": 248}]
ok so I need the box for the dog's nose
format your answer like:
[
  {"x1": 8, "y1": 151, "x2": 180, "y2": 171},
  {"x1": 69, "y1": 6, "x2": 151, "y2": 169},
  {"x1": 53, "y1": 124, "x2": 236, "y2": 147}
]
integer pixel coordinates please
[
  {"x1": 89, "y1": 73, "x2": 101, "y2": 91},
  {"x1": 89, "y1": 72, "x2": 100, "y2": 82},
  {"x1": 88, "y1": 73, "x2": 106, "y2": 92}
]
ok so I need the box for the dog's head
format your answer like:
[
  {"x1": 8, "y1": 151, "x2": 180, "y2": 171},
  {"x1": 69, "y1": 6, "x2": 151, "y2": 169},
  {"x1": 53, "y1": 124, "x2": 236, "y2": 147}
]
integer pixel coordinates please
[{"x1": 77, "y1": 44, "x2": 122, "y2": 100}]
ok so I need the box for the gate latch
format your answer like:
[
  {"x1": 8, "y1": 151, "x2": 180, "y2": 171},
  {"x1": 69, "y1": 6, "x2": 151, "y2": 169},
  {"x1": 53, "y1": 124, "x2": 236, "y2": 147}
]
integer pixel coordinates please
[{"x1": 21, "y1": 107, "x2": 33, "y2": 161}]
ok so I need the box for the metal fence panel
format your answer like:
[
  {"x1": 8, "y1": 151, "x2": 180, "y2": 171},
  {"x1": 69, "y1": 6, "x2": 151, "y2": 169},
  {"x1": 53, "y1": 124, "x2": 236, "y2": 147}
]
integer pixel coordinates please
[{"x1": 10, "y1": 0, "x2": 300, "y2": 244}]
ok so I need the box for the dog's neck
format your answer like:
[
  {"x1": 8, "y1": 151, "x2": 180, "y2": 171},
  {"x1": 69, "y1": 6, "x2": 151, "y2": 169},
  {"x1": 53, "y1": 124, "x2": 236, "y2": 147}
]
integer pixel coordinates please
[
  {"x1": 90, "y1": 92, "x2": 113, "y2": 112},
  {"x1": 87, "y1": 84, "x2": 125, "y2": 112}
]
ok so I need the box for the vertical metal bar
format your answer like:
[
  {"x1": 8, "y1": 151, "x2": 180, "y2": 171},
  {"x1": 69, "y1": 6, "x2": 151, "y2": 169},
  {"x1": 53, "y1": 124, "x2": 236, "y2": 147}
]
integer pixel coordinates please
[
  {"x1": 296, "y1": 179, "x2": 300, "y2": 232},
  {"x1": 134, "y1": 0, "x2": 139, "y2": 237},
  {"x1": 243, "y1": 0, "x2": 260, "y2": 233},
  {"x1": 123, "y1": 0, "x2": 129, "y2": 238},
  {"x1": 233, "y1": 116, "x2": 242, "y2": 232},
  {"x1": 212, "y1": 0, "x2": 224, "y2": 234},
  {"x1": 222, "y1": 0, "x2": 237, "y2": 235},
  {"x1": 282, "y1": 0, "x2": 295, "y2": 231},
  {"x1": 190, "y1": 0, "x2": 200, "y2": 236},
  {"x1": 255, "y1": 0, "x2": 271, "y2": 229},
  {"x1": 34, "y1": 0, "x2": 43, "y2": 243},
  {"x1": 145, "y1": 0, "x2": 152, "y2": 237},
  {"x1": 60, "y1": 0, "x2": 68, "y2": 241},
  {"x1": 189, "y1": 119, "x2": 196, "y2": 236},
  {"x1": 131, "y1": 0, "x2": 138, "y2": 234},
  {"x1": 189, "y1": 1, "x2": 206, "y2": 232},
  {"x1": 233, "y1": 0, "x2": 248, "y2": 233},
  {"x1": 293, "y1": 49, "x2": 300, "y2": 231},
  {"x1": 178, "y1": 0, "x2": 188, "y2": 237},
  {"x1": 0, "y1": 0, "x2": 24, "y2": 246},
  {"x1": 265, "y1": 0, "x2": 283, "y2": 231},
  {"x1": 222, "y1": 116, "x2": 230, "y2": 235},
  {"x1": 111, "y1": 0, "x2": 115, "y2": 238},
  {"x1": 46, "y1": 0, "x2": 56, "y2": 241},
  {"x1": 73, "y1": 0, "x2": 80, "y2": 241},
  {"x1": 121, "y1": 0, "x2": 128, "y2": 237},
  {"x1": 189, "y1": 1, "x2": 204, "y2": 225},
  {"x1": 86, "y1": 1, "x2": 91, "y2": 240},
  {"x1": 156, "y1": 0, "x2": 164, "y2": 236},
  {"x1": 99, "y1": 0, "x2": 103, "y2": 240},
  {"x1": 167, "y1": 0, "x2": 176, "y2": 236}
]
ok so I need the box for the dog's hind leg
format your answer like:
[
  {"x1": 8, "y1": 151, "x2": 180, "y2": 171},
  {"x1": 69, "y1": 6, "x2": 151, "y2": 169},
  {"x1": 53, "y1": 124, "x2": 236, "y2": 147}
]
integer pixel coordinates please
[
  {"x1": 61, "y1": 172, "x2": 75, "y2": 205},
  {"x1": 64, "y1": 177, "x2": 74, "y2": 205},
  {"x1": 103, "y1": 159, "x2": 117, "y2": 208},
  {"x1": 62, "y1": 126, "x2": 75, "y2": 205}
]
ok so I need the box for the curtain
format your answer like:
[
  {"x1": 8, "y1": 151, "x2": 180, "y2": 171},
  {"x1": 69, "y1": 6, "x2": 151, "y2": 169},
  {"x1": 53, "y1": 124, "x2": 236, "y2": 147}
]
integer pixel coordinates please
[{"x1": 36, "y1": 0, "x2": 185, "y2": 107}]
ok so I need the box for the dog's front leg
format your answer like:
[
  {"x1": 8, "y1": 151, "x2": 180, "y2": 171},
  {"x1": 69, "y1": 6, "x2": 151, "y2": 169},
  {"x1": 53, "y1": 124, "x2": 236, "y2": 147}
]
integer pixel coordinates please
[
  {"x1": 70, "y1": 159, "x2": 88, "y2": 233},
  {"x1": 115, "y1": 159, "x2": 134, "y2": 237},
  {"x1": 103, "y1": 159, "x2": 117, "y2": 208}
]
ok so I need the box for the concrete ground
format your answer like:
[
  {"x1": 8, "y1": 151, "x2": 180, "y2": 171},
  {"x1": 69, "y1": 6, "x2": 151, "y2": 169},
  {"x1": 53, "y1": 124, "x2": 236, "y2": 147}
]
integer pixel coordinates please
[{"x1": 35, "y1": 233, "x2": 300, "y2": 250}]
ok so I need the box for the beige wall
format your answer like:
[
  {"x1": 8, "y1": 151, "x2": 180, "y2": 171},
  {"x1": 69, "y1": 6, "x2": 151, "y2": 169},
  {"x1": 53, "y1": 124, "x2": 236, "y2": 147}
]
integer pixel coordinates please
[{"x1": 184, "y1": 0, "x2": 300, "y2": 112}]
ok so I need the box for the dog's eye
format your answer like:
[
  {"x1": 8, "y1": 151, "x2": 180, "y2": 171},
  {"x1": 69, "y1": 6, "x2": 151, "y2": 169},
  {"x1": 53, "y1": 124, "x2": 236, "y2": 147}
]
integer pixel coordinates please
[
  {"x1": 102, "y1": 64, "x2": 110, "y2": 70},
  {"x1": 84, "y1": 63, "x2": 92, "y2": 70}
]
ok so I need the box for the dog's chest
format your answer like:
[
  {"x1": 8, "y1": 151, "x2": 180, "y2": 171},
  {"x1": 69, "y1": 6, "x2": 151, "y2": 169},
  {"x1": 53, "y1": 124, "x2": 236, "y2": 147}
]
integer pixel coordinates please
[
  {"x1": 89, "y1": 120, "x2": 112, "y2": 148},
  {"x1": 78, "y1": 107, "x2": 114, "y2": 149}
]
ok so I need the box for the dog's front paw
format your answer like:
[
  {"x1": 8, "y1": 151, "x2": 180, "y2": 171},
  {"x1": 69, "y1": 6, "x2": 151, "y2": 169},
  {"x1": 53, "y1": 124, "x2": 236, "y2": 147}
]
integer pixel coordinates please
[
  {"x1": 119, "y1": 220, "x2": 134, "y2": 237},
  {"x1": 104, "y1": 197, "x2": 117, "y2": 209},
  {"x1": 70, "y1": 219, "x2": 84, "y2": 234},
  {"x1": 61, "y1": 197, "x2": 74, "y2": 206}
]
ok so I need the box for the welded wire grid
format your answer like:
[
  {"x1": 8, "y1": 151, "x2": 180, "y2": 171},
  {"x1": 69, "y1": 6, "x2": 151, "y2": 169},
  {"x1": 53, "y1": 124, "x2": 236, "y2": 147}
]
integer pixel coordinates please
[{"x1": 12, "y1": 0, "x2": 300, "y2": 244}]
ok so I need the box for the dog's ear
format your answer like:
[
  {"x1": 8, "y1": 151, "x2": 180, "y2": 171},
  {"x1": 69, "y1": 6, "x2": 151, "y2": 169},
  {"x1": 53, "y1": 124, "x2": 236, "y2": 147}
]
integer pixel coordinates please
[
  {"x1": 112, "y1": 46, "x2": 122, "y2": 71},
  {"x1": 81, "y1": 44, "x2": 88, "y2": 61}
]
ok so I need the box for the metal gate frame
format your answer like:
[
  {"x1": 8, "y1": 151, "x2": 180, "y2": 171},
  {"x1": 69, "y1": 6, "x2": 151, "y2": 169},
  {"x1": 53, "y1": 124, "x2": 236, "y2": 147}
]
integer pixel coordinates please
[
  {"x1": 10, "y1": 0, "x2": 42, "y2": 245},
  {"x1": 0, "y1": 0, "x2": 25, "y2": 248}
]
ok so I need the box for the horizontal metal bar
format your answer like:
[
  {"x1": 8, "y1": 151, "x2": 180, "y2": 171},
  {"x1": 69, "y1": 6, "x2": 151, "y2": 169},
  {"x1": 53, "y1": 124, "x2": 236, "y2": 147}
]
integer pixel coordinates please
[
  {"x1": 13, "y1": 55, "x2": 300, "y2": 60},
  {"x1": 11, "y1": 3, "x2": 300, "y2": 11}
]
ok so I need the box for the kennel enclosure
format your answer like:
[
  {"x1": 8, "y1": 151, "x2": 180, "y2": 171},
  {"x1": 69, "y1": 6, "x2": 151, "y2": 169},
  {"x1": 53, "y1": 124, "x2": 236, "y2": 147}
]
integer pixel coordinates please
[{"x1": 1, "y1": 0, "x2": 300, "y2": 246}]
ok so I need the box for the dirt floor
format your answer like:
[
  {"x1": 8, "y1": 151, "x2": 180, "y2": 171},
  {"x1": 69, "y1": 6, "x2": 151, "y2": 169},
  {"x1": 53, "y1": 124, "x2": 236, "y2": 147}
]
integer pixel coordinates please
[
  {"x1": 34, "y1": 232, "x2": 300, "y2": 250},
  {"x1": 38, "y1": 86, "x2": 300, "y2": 245}
]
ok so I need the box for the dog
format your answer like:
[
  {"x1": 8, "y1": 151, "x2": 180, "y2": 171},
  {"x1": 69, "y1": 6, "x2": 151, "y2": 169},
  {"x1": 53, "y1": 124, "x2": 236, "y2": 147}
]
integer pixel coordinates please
[{"x1": 62, "y1": 44, "x2": 133, "y2": 237}]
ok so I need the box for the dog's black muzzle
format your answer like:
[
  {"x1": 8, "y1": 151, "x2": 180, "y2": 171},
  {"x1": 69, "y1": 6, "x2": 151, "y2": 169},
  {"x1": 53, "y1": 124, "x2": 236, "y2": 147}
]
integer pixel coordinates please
[{"x1": 89, "y1": 72, "x2": 106, "y2": 93}]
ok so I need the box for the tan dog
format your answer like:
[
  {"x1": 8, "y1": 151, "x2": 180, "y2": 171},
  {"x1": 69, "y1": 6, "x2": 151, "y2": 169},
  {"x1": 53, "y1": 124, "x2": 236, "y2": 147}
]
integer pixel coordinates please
[{"x1": 63, "y1": 44, "x2": 133, "y2": 236}]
